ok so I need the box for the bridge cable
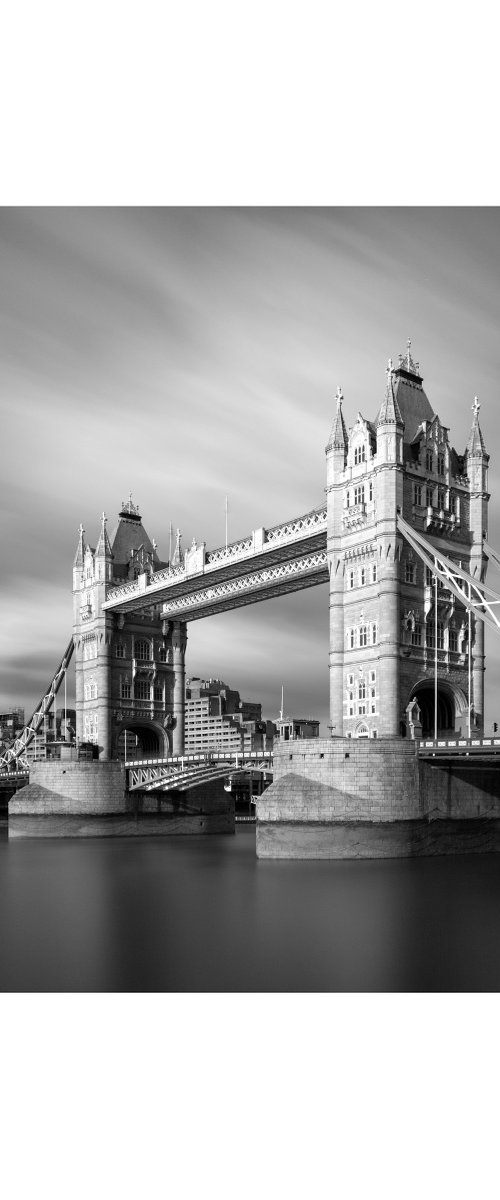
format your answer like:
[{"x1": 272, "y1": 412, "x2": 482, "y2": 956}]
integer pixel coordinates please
[{"x1": 0, "y1": 638, "x2": 74, "y2": 770}]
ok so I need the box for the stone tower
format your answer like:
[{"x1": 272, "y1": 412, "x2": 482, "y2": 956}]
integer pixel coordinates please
[
  {"x1": 73, "y1": 498, "x2": 187, "y2": 760},
  {"x1": 326, "y1": 343, "x2": 489, "y2": 739}
]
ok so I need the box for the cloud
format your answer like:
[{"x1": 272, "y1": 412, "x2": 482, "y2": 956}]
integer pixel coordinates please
[{"x1": 2, "y1": 207, "x2": 500, "y2": 730}]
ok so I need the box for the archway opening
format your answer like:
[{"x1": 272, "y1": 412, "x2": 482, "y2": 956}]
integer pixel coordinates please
[
  {"x1": 115, "y1": 724, "x2": 165, "y2": 762},
  {"x1": 408, "y1": 683, "x2": 456, "y2": 737}
]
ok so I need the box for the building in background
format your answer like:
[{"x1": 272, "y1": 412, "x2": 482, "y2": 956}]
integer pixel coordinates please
[
  {"x1": 275, "y1": 716, "x2": 320, "y2": 742},
  {"x1": 185, "y1": 677, "x2": 274, "y2": 754}
]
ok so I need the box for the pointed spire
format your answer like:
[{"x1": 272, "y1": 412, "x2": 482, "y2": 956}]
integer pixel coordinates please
[
  {"x1": 467, "y1": 396, "x2": 488, "y2": 458},
  {"x1": 396, "y1": 338, "x2": 422, "y2": 380},
  {"x1": 326, "y1": 385, "x2": 348, "y2": 452},
  {"x1": 74, "y1": 523, "x2": 86, "y2": 567},
  {"x1": 377, "y1": 359, "x2": 403, "y2": 427},
  {"x1": 171, "y1": 528, "x2": 182, "y2": 567},
  {"x1": 95, "y1": 511, "x2": 113, "y2": 559}
]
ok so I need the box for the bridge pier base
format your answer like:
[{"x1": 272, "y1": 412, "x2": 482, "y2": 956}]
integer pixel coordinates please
[
  {"x1": 256, "y1": 739, "x2": 500, "y2": 859},
  {"x1": 8, "y1": 760, "x2": 234, "y2": 837}
]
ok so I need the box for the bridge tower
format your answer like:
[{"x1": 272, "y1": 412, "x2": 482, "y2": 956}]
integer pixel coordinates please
[
  {"x1": 326, "y1": 343, "x2": 489, "y2": 739},
  {"x1": 73, "y1": 499, "x2": 187, "y2": 760}
]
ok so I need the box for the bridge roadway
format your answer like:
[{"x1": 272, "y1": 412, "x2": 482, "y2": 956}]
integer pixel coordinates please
[
  {"x1": 418, "y1": 736, "x2": 500, "y2": 760},
  {"x1": 126, "y1": 750, "x2": 274, "y2": 792},
  {"x1": 102, "y1": 504, "x2": 328, "y2": 620},
  {"x1": 126, "y1": 738, "x2": 500, "y2": 793}
]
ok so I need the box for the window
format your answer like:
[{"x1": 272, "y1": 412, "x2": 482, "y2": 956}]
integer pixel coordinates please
[
  {"x1": 159, "y1": 646, "x2": 168, "y2": 662},
  {"x1": 135, "y1": 640, "x2": 151, "y2": 661},
  {"x1": 135, "y1": 680, "x2": 150, "y2": 700},
  {"x1": 437, "y1": 489, "x2": 445, "y2": 511},
  {"x1": 405, "y1": 560, "x2": 416, "y2": 584},
  {"x1": 115, "y1": 643, "x2": 125, "y2": 658},
  {"x1": 369, "y1": 481, "x2": 373, "y2": 502},
  {"x1": 154, "y1": 686, "x2": 163, "y2": 702},
  {"x1": 354, "y1": 485, "x2": 364, "y2": 506},
  {"x1": 414, "y1": 484, "x2": 422, "y2": 506},
  {"x1": 360, "y1": 567, "x2": 366, "y2": 586},
  {"x1": 372, "y1": 563, "x2": 377, "y2": 583},
  {"x1": 121, "y1": 682, "x2": 131, "y2": 699},
  {"x1": 372, "y1": 624, "x2": 377, "y2": 644},
  {"x1": 411, "y1": 624, "x2": 422, "y2": 647},
  {"x1": 358, "y1": 681, "x2": 366, "y2": 700},
  {"x1": 370, "y1": 670, "x2": 376, "y2": 684},
  {"x1": 349, "y1": 570, "x2": 355, "y2": 590},
  {"x1": 426, "y1": 567, "x2": 434, "y2": 587},
  {"x1": 449, "y1": 629, "x2": 458, "y2": 653},
  {"x1": 426, "y1": 449, "x2": 433, "y2": 471},
  {"x1": 427, "y1": 622, "x2": 444, "y2": 650},
  {"x1": 354, "y1": 445, "x2": 366, "y2": 465},
  {"x1": 359, "y1": 626, "x2": 368, "y2": 647},
  {"x1": 348, "y1": 674, "x2": 354, "y2": 686},
  {"x1": 350, "y1": 629, "x2": 355, "y2": 649},
  {"x1": 437, "y1": 453, "x2": 445, "y2": 476},
  {"x1": 346, "y1": 491, "x2": 350, "y2": 508},
  {"x1": 426, "y1": 485, "x2": 434, "y2": 507}
]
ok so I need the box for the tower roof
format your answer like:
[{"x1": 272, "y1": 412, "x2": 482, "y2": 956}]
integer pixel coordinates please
[
  {"x1": 377, "y1": 359, "x2": 403, "y2": 427},
  {"x1": 375, "y1": 341, "x2": 434, "y2": 439},
  {"x1": 73, "y1": 523, "x2": 86, "y2": 567},
  {"x1": 326, "y1": 386, "x2": 348, "y2": 452},
  {"x1": 466, "y1": 396, "x2": 488, "y2": 459},
  {"x1": 109, "y1": 499, "x2": 160, "y2": 567},
  {"x1": 95, "y1": 512, "x2": 114, "y2": 560}
]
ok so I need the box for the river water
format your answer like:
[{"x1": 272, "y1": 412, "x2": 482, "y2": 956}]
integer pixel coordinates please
[{"x1": 1, "y1": 823, "x2": 500, "y2": 991}]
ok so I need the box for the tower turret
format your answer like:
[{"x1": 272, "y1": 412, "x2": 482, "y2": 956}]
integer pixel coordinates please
[
  {"x1": 466, "y1": 396, "x2": 489, "y2": 733},
  {"x1": 94, "y1": 512, "x2": 114, "y2": 583},
  {"x1": 374, "y1": 359, "x2": 405, "y2": 734},
  {"x1": 326, "y1": 386, "x2": 350, "y2": 735}
]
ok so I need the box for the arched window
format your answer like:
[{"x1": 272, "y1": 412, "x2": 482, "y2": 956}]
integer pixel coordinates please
[{"x1": 135, "y1": 640, "x2": 151, "y2": 661}]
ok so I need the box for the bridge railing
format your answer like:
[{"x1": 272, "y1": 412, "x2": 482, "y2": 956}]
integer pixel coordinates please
[
  {"x1": 105, "y1": 505, "x2": 327, "y2": 605},
  {"x1": 417, "y1": 737, "x2": 500, "y2": 753}
]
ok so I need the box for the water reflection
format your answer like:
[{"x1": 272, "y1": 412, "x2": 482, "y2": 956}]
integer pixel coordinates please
[{"x1": 0, "y1": 827, "x2": 499, "y2": 991}]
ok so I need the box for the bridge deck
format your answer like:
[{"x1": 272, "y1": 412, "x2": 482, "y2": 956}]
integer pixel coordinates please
[
  {"x1": 103, "y1": 505, "x2": 328, "y2": 619},
  {"x1": 418, "y1": 738, "x2": 500, "y2": 759}
]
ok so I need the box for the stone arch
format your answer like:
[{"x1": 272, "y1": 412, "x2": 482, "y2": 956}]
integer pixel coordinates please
[
  {"x1": 407, "y1": 678, "x2": 468, "y2": 738},
  {"x1": 113, "y1": 718, "x2": 170, "y2": 762},
  {"x1": 354, "y1": 721, "x2": 370, "y2": 739}
]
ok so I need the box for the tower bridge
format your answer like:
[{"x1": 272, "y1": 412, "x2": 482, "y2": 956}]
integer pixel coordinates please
[{"x1": 2, "y1": 342, "x2": 499, "y2": 811}]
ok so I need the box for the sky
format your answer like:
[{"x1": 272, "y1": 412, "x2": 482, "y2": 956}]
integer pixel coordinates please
[{"x1": 3, "y1": 206, "x2": 500, "y2": 733}]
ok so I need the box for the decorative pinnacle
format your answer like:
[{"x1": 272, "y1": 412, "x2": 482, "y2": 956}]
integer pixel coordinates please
[
  {"x1": 78, "y1": 523, "x2": 84, "y2": 538},
  {"x1": 101, "y1": 511, "x2": 107, "y2": 524},
  {"x1": 472, "y1": 395, "x2": 480, "y2": 416},
  {"x1": 336, "y1": 385, "x2": 343, "y2": 404},
  {"x1": 387, "y1": 357, "x2": 393, "y2": 375},
  {"x1": 406, "y1": 338, "x2": 412, "y2": 369}
]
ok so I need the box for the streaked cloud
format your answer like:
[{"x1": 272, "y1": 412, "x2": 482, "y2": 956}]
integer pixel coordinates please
[{"x1": 2, "y1": 207, "x2": 500, "y2": 732}]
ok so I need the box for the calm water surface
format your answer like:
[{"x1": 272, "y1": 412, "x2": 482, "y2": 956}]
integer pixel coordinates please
[{"x1": 1, "y1": 823, "x2": 500, "y2": 991}]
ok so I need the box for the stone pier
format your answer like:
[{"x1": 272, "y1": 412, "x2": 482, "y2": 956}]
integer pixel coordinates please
[
  {"x1": 256, "y1": 739, "x2": 500, "y2": 858},
  {"x1": 9, "y1": 760, "x2": 234, "y2": 837}
]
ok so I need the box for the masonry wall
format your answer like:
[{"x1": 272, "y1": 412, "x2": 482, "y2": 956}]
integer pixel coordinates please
[
  {"x1": 256, "y1": 739, "x2": 500, "y2": 858},
  {"x1": 9, "y1": 761, "x2": 234, "y2": 837},
  {"x1": 10, "y1": 761, "x2": 129, "y2": 815}
]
